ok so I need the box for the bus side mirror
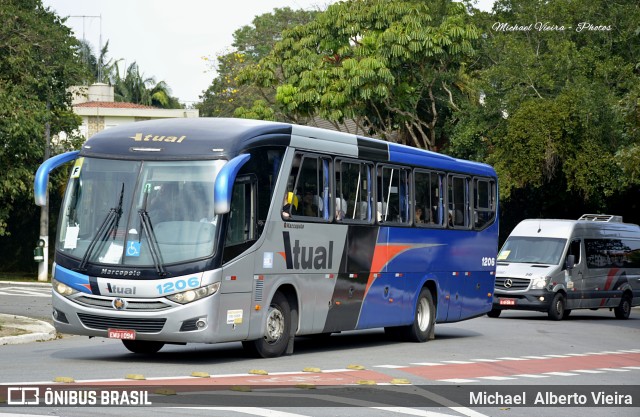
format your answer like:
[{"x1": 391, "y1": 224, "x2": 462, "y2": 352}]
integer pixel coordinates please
[
  {"x1": 565, "y1": 254, "x2": 575, "y2": 270},
  {"x1": 214, "y1": 154, "x2": 251, "y2": 215}
]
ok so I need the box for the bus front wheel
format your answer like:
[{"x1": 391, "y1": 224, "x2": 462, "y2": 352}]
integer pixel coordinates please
[
  {"x1": 243, "y1": 292, "x2": 291, "y2": 358},
  {"x1": 122, "y1": 340, "x2": 164, "y2": 354}
]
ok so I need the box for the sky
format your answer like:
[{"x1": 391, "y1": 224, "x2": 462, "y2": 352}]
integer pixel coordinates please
[{"x1": 42, "y1": 0, "x2": 495, "y2": 106}]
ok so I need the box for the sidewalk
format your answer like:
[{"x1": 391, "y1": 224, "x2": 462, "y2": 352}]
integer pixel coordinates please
[
  {"x1": 0, "y1": 280, "x2": 57, "y2": 345},
  {"x1": 0, "y1": 313, "x2": 57, "y2": 345}
]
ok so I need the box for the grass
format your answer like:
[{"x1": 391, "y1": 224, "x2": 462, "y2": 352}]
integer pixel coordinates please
[
  {"x1": 0, "y1": 272, "x2": 46, "y2": 282},
  {"x1": 0, "y1": 320, "x2": 29, "y2": 338}
]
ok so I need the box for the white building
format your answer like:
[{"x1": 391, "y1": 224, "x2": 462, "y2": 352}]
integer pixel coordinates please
[{"x1": 70, "y1": 83, "x2": 199, "y2": 140}]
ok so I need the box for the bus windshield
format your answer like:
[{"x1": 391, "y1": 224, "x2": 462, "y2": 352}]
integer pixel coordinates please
[
  {"x1": 498, "y1": 236, "x2": 567, "y2": 265},
  {"x1": 57, "y1": 158, "x2": 226, "y2": 267}
]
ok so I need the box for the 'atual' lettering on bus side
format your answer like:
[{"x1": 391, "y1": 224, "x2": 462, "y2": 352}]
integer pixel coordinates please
[{"x1": 282, "y1": 231, "x2": 333, "y2": 270}]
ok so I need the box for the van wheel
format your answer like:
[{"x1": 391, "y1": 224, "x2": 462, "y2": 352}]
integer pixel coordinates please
[
  {"x1": 122, "y1": 340, "x2": 164, "y2": 354},
  {"x1": 548, "y1": 293, "x2": 566, "y2": 321},
  {"x1": 243, "y1": 292, "x2": 291, "y2": 358},
  {"x1": 405, "y1": 288, "x2": 435, "y2": 342},
  {"x1": 487, "y1": 308, "x2": 501, "y2": 318},
  {"x1": 614, "y1": 295, "x2": 631, "y2": 320}
]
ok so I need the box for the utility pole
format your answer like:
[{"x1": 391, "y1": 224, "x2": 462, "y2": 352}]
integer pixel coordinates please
[{"x1": 37, "y1": 101, "x2": 51, "y2": 282}]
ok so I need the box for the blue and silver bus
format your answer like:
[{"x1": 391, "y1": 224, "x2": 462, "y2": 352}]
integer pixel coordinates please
[{"x1": 35, "y1": 118, "x2": 498, "y2": 357}]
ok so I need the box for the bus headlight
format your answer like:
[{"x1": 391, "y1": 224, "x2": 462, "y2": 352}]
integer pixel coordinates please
[
  {"x1": 52, "y1": 278, "x2": 78, "y2": 296},
  {"x1": 531, "y1": 277, "x2": 547, "y2": 289},
  {"x1": 167, "y1": 282, "x2": 220, "y2": 304}
]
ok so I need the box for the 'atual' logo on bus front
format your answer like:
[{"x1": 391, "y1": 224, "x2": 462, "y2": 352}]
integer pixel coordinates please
[
  {"x1": 129, "y1": 133, "x2": 186, "y2": 143},
  {"x1": 282, "y1": 231, "x2": 334, "y2": 270}
]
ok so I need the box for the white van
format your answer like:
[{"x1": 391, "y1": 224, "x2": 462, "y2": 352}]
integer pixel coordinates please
[{"x1": 489, "y1": 214, "x2": 640, "y2": 320}]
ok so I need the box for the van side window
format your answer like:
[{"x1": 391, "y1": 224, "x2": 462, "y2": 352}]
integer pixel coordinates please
[
  {"x1": 567, "y1": 239, "x2": 581, "y2": 267},
  {"x1": 585, "y1": 238, "x2": 640, "y2": 268}
]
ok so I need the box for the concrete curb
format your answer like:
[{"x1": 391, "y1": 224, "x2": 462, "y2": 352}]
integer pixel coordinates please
[{"x1": 0, "y1": 313, "x2": 57, "y2": 346}]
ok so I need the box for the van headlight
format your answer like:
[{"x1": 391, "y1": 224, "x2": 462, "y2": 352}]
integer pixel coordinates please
[
  {"x1": 52, "y1": 278, "x2": 78, "y2": 297},
  {"x1": 531, "y1": 277, "x2": 547, "y2": 289},
  {"x1": 167, "y1": 282, "x2": 220, "y2": 304}
]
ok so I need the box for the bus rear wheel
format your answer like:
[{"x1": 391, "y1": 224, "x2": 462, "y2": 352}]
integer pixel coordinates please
[
  {"x1": 243, "y1": 292, "x2": 291, "y2": 358},
  {"x1": 122, "y1": 340, "x2": 164, "y2": 354},
  {"x1": 404, "y1": 288, "x2": 435, "y2": 342}
]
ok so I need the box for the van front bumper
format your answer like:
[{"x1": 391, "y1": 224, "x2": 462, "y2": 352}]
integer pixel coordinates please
[{"x1": 492, "y1": 289, "x2": 554, "y2": 312}]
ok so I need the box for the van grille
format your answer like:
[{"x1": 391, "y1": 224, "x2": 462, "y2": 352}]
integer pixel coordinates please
[
  {"x1": 77, "y1": 313, "x2": 166, "y2": 333},
  {"x1": 495, "y1": 277, "x2": 530, "y2": 291}
]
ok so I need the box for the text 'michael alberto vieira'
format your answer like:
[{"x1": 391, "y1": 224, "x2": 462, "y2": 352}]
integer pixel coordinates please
[{"x1": 469, "y1": 390, "x2": 633, "y2": 406}]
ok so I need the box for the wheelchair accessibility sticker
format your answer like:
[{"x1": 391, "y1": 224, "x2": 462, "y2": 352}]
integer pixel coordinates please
[{"x1": 125, "y1": 241, "x2": 141, "y2": 257}]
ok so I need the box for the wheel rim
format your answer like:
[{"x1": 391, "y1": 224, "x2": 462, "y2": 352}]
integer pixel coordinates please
[
  {"x1": 264, "y1": 306, "x2": 285, "y2": 344},
  {"x1": 417, "y1": 297, "x2": 431, "y2": 331},
  {"x1": 555, "y1": 298, "x2": 564, "y2": 315}
]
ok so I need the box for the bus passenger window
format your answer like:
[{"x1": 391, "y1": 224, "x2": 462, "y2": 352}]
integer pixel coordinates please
[
  {"x1": 448, "y1": 175, "x2": 469, "y2": 228},
  {"x1": 336, "y1": 159, "x2": 373, "y2": 223},
  {"x1": 473, "y1": 178, "x2": 496, "y2": 229},
  {"x1": 284, "y1": 154, "x2": 330, "y2": 221}
]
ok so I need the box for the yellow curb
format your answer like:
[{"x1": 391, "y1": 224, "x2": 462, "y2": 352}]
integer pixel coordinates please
[
  {"x1": 390, "y1": 378, "x2": 411, "y2": 385},
  {"x1": 356, "y1": 379, "x2": 377, "y2": 385},
  {"x1": 53, "y1": 376, "x2": 75, "y2": 383},
  {"x1": 295, "y1": 383, "x2": 316, "y2": 389},
  {"x1": 230, "y1": 385, "x2": 252, "y2": 392},
  {"x1": 248, "y1": 369, "x2": 268, "y2": 375},
  {"x1": 302, "y1": 367, "x2": 322, "y2": 373},
  {"x1": 154, "y1": 388, "x2": 177, "y2": 395},
  {"x1": 125, "y1": 374, "x2": 146, "y2": 380},
  {"x1": 346, "y1": 364, "x2": 365, "y2": 370},
  {"x1": 191, "y1": 371, "x2": 210, "y2": 378}
]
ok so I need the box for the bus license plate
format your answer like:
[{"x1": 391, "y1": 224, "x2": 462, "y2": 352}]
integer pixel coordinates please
[
  {"x1": 108, "y1": 328, "x2": 136, "y2": 340},
  {"x1": 499, "y1": 298, "x2": 516, "y2": 306}
]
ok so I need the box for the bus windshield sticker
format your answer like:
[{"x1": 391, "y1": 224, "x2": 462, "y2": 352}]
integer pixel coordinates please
[
  {"x1": 64, "y1": 226, "x2": 79, "y2": 249},
  {"x1": 70, "y1": 158, "x2": 84, "y2": 178},
  {"x1": 100, "y1": 242, "x2": 123, "y2": 264},
  {"x1": 125, "y1": 241, "x2": 141, "y2": 257}
]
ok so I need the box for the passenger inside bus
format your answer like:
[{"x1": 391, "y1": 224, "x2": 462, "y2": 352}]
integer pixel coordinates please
[{"x1": 282, "y1": 192, "x2": 298, "y2": 219}]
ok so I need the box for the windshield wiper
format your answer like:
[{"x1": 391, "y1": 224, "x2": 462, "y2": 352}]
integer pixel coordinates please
[
  {"x1": 137, "y1": 183, "x2": 166, "y2": 276},
  {"x1": 138, "y1": 209, "x2": 166, "y2": 276},
  {"x1": 78, "y1": 184, "x2": 124, "y2": 271}
]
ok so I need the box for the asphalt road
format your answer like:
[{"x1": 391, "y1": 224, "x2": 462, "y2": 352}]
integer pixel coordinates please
[{"x1": 0, "y1": 281, "x2": 638, "y2": 417}]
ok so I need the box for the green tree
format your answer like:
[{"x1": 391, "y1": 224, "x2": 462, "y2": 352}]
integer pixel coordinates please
[
  {"x1": 76, "y1": 39, "x2": 116, "y2": 84},
  {"x1": 237, "y1": 0, "x2": 479, "y2": 148},
  {"x1": 111, "y1": 61, "x2": 182, "y2": 109},
  {"x1": 0, "y1": 0, "x2": 85, "y2": 238},
  {"x1": 198, "y1": 7, "x2": 317, "y2": 118},
  {"x1": 448, "y1": 0, "x2": 640, "y2": 211}
]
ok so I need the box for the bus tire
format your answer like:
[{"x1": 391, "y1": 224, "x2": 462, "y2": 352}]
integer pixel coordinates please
[
  {"x1": 122, "y1": 340, "x2": 164, "y2": 354},
  {"x1": 614, "y1": 295, "x2": 631, "y2": 320},
  {"x1": 405, "y1": 288, "x2": 435, "y2": 342},
  {"x1": 487, "y1": 308, "x2": 501, "y2": 318},
  {"x1": 243, "y1": 292, "x2": 291, "y2": 358},
  {"x1": 547, "y1": 293, "x2": 565, "y2": 321}
]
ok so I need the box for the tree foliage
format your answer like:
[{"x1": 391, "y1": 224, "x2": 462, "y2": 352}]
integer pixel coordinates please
[
  {"x1": 198, "y1": 7, "x2": 317, "y2": 119},
  {"x1": 110, "y1": 61, "x2": 182, "y2": 109},
  {"x1": 0, "y1": 0, "x2": 85, "y2": 238},
  {"x1": 237, "y1": 0, "x2": 479, "y2": 148},
  {"x1": 448, "y1": 0, "x2": 640, "y2": 210}
]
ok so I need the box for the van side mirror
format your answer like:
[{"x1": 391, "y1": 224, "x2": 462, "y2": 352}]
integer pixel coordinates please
[{"x1": 565, "y1": 254, "x2": 575, "y2": 270}]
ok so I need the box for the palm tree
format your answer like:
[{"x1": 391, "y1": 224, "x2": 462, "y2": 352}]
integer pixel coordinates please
[
  {"x1": 76, "y1": 39, "x2": 116, "y2": 84},
  {"x1": 111, "y1": 61, "x2": 182, "y2": 109}
]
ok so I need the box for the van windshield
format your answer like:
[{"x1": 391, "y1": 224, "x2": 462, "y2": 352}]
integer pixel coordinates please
[{"x1": 498, "y1": 237, "x2": 567, "y2": 265}]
